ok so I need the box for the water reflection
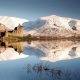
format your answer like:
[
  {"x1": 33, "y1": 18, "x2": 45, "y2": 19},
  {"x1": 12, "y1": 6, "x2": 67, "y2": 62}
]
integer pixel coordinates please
[
  {"x1": 0, "y1": 40, "x2": 80, "y2": 61},
  {"x1": 68, "y1": 47, "x2": 76, "y2": 57},
  {"x1": 0, "y1": 41, "x2": 29, "y2": 60},
  {"x1": 0, "y1": 40, "x2": 80, "y2": 80}
]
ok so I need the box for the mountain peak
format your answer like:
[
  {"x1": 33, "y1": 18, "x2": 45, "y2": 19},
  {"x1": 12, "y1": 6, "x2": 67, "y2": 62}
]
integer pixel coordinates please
[
  {"x1": 23, "y1": 15, "x2": 80, "y2": 38},
  {"x1": 41, "y1": 15, "x2": 78, "y2": 20}
]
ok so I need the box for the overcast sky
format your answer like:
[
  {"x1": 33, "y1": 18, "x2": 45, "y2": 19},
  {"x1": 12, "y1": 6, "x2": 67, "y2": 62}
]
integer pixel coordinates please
[{"x1": 0, "y1": 0, "x2": 80, "y2": 20}]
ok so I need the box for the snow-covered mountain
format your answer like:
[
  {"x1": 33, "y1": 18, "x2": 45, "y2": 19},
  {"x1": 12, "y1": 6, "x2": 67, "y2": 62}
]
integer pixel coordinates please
[
  {"x1": 0, "y1": 16, "x2": 28, "y2": 30},
  {"x1": 0, "y1": 15, "x2": 80, "y2": 37},
  {"x1": 23, "y1": 15, "x2": 80, "y2": 37}
]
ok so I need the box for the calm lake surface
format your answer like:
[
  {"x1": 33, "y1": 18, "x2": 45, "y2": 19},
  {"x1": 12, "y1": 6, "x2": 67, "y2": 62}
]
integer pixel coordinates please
[{"x1": 0, "y1": 40, "x2": 80, "y2": 80}]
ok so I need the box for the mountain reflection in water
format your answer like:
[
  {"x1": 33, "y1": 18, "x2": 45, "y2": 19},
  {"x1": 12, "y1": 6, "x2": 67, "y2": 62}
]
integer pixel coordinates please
[{"x1": 0, "y1": 40, "x2": 80, "y2": 80}]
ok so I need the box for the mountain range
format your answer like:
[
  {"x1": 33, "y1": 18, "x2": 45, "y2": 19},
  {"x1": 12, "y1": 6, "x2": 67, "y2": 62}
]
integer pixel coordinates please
[
  {"x1": 0, "y1": 15, "x2": 80, "y2": 37},
  {"x1": 23, "y1": 15, "x2": 80, "y2": 37}
]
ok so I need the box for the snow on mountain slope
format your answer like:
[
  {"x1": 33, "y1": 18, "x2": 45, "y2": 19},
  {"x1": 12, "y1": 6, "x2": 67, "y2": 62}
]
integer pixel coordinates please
[
  {"x1": 0, "y1": 16, "x2": 28, "y2": 30},
  {"x1": 23, "y1": 15, "x2": 80, "y2": 37}
]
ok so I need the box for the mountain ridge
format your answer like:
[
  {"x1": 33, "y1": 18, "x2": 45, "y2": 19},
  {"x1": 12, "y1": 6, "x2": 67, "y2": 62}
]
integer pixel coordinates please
[{"x1": 23, "y1": 15, "x2": 80, "y2": 38}]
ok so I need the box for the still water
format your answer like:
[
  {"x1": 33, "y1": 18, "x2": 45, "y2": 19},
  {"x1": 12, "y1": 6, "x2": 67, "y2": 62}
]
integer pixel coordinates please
[{"x1": 0, "y1": 40, "x2": 80, "y2": 80}]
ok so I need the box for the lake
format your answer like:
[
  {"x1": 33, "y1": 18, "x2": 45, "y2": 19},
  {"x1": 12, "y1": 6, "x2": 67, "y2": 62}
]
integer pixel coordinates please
[{"x1": 0, "y1": 40, "x2": 80, "y2": 80}]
